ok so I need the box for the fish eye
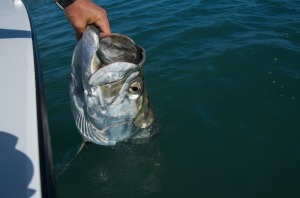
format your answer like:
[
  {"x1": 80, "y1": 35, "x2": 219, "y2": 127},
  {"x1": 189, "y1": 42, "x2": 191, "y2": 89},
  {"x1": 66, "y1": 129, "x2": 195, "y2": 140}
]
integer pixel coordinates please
[{"x1": 129, "y1": 82, "x2": 142, "y2": 94}]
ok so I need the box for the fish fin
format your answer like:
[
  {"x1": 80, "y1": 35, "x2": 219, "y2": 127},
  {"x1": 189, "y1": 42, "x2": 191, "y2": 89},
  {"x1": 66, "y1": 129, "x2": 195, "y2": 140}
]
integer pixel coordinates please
[
  {"x1": 75, "y1": 141, "x2": 89, "y2": 156},
  {"x1": 55, "y1": 140, "x2": 89, "y2": 179}
]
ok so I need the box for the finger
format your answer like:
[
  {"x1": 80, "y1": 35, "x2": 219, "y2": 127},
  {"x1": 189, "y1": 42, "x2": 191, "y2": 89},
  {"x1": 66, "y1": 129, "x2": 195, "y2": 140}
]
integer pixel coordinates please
[
  {"x1": 97, "y1": 24, "x2": 111, "y2": 38},
  {"x1": 94, "y1": 19, "x2": 111, "y2": 38},
  {"x1": 99, "y1": 28, "x2": 111, "y2": 38},
  {"x1": 75, "y1": 31, "x2": 82, "y2": 40}
]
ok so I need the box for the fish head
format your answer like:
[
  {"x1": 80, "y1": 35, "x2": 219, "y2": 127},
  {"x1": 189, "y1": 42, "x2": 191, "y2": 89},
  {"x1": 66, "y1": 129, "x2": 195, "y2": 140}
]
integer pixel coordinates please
[
  {"x1": 86, "y1": 34, "x2": 155, "y2": 136},
  {"x1": 87, "y1": 62, "x2": 144, "y2": 119},
  {"x1": 70, "y1": 28, "x2": 157, "y2": 144}
]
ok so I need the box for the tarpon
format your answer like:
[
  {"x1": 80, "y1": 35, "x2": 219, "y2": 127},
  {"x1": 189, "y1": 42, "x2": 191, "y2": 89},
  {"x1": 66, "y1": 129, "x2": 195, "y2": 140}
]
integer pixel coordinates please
[{"x1": 70, "y1": 26, "x2": 158, "y2": 146}]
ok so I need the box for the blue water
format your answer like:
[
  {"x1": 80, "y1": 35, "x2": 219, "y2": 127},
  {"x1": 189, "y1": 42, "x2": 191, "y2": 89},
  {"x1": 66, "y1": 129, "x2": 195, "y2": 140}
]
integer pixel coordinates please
[{"x1": 24, "y1": 0, "x2": 300, "y2": 197}]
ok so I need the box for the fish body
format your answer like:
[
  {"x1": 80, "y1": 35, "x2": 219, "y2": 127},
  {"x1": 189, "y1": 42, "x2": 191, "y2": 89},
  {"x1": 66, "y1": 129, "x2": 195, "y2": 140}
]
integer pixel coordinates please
[{"x1": 70, "y1": 26, "x2": 157, "y2": 146}]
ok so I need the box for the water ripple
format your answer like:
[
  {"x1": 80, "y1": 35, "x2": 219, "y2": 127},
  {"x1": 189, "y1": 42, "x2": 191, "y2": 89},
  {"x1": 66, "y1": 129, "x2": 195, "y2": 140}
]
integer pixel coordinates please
[{"x1": 23, "y1": 0, "x2": 300, "y2": 196}]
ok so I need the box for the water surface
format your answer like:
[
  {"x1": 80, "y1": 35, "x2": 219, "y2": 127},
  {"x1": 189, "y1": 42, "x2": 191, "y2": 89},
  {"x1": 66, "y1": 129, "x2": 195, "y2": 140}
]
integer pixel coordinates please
[{"x1": 24, "y1": 0, "x2": 300, "y2": 197}]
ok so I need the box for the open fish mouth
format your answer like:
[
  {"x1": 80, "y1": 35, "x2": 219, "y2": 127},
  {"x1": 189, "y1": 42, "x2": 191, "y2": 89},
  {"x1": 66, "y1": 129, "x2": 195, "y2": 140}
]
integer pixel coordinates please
[{"x1": 70, "y1": 26, "x2": 158, "y2": 145}]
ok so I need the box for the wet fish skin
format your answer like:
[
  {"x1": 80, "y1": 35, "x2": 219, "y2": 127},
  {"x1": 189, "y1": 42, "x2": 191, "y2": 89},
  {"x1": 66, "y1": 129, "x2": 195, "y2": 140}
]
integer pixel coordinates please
[{"x1": 70, "y1": 26, "x2": 158, "y2": 146}]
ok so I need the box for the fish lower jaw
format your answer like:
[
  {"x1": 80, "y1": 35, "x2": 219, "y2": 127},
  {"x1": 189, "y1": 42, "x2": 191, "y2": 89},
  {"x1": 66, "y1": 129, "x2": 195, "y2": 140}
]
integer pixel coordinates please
[{"x1": 85, "y1": 120, "x2": 134, "y2": 145}]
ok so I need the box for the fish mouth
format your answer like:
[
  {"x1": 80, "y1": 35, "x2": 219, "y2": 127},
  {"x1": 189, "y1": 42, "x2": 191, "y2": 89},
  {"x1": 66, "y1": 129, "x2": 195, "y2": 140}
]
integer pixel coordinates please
[
  {"x1": 103, "y1": 117, "x2": 150, "y2": 130},
  {"x1": 98, "y1": 33, "x2": 145, "y2": 66},
  {"x1": 104, "y1": 119, "x2": 132, "y2": 129}
]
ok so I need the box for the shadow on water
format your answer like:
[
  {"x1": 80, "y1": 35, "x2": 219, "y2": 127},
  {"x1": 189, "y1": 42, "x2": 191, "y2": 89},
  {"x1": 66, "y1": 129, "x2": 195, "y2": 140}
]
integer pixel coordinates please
[{"x1": 0, "y1": 131, "x2": 35, "y2": 198}]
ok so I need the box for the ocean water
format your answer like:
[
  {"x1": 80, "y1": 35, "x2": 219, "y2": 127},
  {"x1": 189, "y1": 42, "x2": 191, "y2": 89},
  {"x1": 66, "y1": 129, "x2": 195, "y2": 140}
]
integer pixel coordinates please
[{"x1": 24, "y1": 0, "x2": 300, "y2": 197}]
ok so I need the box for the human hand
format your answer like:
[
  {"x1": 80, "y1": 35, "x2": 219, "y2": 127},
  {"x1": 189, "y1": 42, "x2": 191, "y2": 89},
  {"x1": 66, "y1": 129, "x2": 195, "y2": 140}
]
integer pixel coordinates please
[{"x1": 64, "y1": 0, "x2": 111, "y2": 40}]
